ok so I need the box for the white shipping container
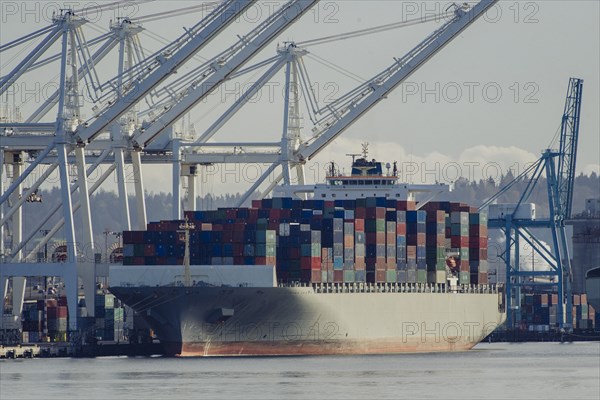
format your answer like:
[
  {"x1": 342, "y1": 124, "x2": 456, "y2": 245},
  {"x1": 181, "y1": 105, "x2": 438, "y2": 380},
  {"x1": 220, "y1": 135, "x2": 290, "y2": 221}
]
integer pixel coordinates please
[{"x1": 488, "y1": 203, "x2": 536, "y2": 220}]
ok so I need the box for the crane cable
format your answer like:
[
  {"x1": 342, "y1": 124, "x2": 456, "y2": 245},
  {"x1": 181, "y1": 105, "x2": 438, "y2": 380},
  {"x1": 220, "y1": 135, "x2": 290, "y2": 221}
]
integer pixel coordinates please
[
  {"x1": 132, "y1": 2, "x2": 222, "y2": 23},
  {"x1": 0, "y1": 25, "x2": 55, "y2": 52},
  {"x1": 72, "y1": 0, "x2": 157, "y2": 15},
  {"x1": 296, "y1": 12, "x2": 454, "y2": 47}
]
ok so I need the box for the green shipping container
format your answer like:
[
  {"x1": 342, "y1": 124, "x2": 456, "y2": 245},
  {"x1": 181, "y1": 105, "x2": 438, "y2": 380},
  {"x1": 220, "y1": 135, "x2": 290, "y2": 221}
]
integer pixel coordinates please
[
  {"x1": 417, "y1": 270, "x2": 427, "y2": 283},
  {"x1": 459, "y1": 272, "x2": 470, "y2": 285},
  {"x1": 343, "y1": 270, "x2": 355, "y2": 283},
  {"x1": 386, "y1": 270, "x2": 397, "y2": 283}
]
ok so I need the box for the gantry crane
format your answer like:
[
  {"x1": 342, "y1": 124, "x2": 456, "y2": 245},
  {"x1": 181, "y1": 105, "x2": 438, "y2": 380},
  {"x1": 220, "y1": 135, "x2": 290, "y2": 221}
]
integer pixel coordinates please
[
  {"x1": 0, "y1": 0, "x2": 257, "y2": 330},
  {"x1": 480, "y1": 78, "x2": 583, "y2": 331},
  {"x1": 1, "y1": 0, "x2": 498, "y2": 334}
]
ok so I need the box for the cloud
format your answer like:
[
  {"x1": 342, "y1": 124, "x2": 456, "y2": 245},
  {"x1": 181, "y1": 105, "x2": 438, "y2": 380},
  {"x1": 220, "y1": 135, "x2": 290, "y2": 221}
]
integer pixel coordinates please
[
  {"x1": 312, "y1": 138, "x2": 540, "y2": 184},
  {"x1": 581, "y1": 163, "x2": 600, "y2": 175}
]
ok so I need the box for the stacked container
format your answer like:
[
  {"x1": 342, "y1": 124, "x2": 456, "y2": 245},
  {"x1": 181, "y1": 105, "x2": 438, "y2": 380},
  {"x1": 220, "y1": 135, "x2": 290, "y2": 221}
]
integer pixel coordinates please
[
  {"x1": 122, "y1": 198, "x2": 490, "y2": 286},
  {"x1": 47, "y1": 303, "x2": 68, "y2": 341},
  {"x1": 21, "y1": 301, "x2": 44, "y2": 343},
  {"x1": 425, "y1": 209, "x2": 447, "y2": 284},
  {"x1": 450, "y1": 204, "x2": 471, "y2": 285},
  {"x1": 519, "y1": 293, "x2": 599, "y2": 332},
  {"x1": 469, "y1": 212, "x2": 488, "y2": 284},
  {"x1": 95, "y1": 293, "x2": 125, "y2": 341}
]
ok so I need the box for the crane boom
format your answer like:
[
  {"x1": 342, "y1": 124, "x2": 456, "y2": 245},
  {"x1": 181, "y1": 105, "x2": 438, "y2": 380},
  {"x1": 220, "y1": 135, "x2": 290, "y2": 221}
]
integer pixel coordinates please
[
  {"x1": 0, "y1": 23, "x2": 64, "y2": 96},
  {"x1": 296, "y1": 0, "x2": 498, "y2": 161},
  {"x1": 132, "y1": 0, "x2": 319, "y2": 148},
  {"x1": 25, "y1": 32, "x2": 122, "y2": 123},
  {"x1": 557, "y1": 78, "x2": 583, "y2": 220},
  {"x1": 76, "y1": 0, "x2": 256, "y2": 144}
]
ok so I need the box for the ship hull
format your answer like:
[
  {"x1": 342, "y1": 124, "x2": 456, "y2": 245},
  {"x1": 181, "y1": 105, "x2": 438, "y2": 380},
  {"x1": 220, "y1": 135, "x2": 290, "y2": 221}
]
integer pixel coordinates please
[{"x1": 111, "y1": 285, "x2": 505, "y2": 357}]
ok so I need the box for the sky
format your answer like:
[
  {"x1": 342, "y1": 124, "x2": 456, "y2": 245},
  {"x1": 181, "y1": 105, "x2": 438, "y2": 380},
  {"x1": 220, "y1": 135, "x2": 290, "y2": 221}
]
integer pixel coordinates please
[{"x1": 1, "y1": 0, "x2": 599, "y2": 198}]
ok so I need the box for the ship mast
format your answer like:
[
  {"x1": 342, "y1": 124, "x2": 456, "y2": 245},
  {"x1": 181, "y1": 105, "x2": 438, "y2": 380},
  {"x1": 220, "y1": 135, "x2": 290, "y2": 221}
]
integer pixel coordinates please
[{"x1": 179, "y1": 217, "x2": 195, "y2": 287}]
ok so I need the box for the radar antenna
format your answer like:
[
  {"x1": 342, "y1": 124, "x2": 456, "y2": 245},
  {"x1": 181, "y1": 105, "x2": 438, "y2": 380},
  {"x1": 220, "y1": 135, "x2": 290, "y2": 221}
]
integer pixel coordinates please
[
  {"x1": 361, "y1": 142, "x2": 369, "y2": 159},
  {"x1": 345, "y1": 153, "x2": 361, "y2": 163}
]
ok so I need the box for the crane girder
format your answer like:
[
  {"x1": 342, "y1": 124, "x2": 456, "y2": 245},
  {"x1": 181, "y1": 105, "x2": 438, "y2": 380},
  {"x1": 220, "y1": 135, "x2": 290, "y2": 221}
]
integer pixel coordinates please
[
  {"x1": 132, "y1": 0, "x2": 320, "y2": 149},
  {"x1": 557, "y1": 78, "x2": 583, "y2": 220},
  {"x1": 75, "y1": 0, "x2": 256, "y2": 144},
  {"x1": 295, "y1": 0, "x2": 498, "y2": 161}
]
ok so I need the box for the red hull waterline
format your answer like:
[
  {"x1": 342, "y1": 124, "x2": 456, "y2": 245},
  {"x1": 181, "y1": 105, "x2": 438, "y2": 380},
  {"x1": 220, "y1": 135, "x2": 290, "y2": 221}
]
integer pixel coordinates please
[{"x1": 167, "y1": 339, "x2": 476, "y2": 357}]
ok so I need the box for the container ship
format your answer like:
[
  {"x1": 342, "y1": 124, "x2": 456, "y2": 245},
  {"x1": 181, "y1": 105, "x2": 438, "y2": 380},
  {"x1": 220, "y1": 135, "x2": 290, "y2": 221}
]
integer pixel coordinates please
[{"x1": 109, "y1": 150, "x2": 506, "y2": 356}]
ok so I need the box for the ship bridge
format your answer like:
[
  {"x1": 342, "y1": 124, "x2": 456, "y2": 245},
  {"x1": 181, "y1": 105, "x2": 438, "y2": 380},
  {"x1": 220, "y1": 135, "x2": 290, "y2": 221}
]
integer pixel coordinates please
[{"x1": 274, "y1": 153, "x2": 449, "y2": 204}]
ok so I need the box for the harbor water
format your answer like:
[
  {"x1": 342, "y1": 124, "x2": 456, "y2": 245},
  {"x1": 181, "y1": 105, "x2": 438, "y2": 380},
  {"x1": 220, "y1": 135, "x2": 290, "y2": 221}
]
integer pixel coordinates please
[{"x1": 1, "y1": 342, "x2": 598, "y2": 399}]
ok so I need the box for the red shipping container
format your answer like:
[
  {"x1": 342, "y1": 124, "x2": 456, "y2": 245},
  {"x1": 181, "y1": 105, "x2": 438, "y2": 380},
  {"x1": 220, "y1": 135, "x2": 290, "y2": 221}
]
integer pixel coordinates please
[
  {"x1": 479, "y1": 248, "x2": 488, "y2": 259},
  {"x1": 222, "y1": 231, "x2": 234, "y2": 243},
  {"x1": 366, "y1": 232, "x2": 377, "y2": 243},
  {"x1": 426, "y1": 210, "x2": 446, "y2": 223},
  {"x1": 478, "y1": 272, "x2": 488, "y2": 284},
  {"x1": 255, "y1": 257, "x2": 267, "y2": 265},
  {"x1": 311, "y1": 270, "x2": 322, "y2": 283},
  {"x1": 47, "y1": 306, "x2": 68, "y2": 319},
  {"x1": 376, "y1": 270, "x2": 386, "y2": 282},
  {"x1": 57, "y1": 296, "x2": 68, "y2": 307},
  {"x1": 396, "y1": 201, "x2": 416, "y2": 211},
  {"x1": 144, "y1": 244, "x2": 155, "y2": 257},
  {"x1": 233, "y1": 244, "x2": 244, "y2": 257},
  {"x1": 460, "y1": 260, "x2": 469, "y2": 272},
  {"x1": 451, "y1": 236, "x2": 470, "y2": 248},
  {"x1": 333, "y1": 270, "x2": 343, "y2": 283},
  {"x1": 386, "y1": 233, "x2": 395, "y2": 245},
  {"x1": 355, "y1": 219, "x2": 365, "y2": 231},
  {"x1": 355, "y1": 208, "x2": 366, "y2": 219},
  {"x1": 225, "y1": 209, "x2": 237, "y2": 219},
  {"x1": 270, "y1": 209, "x2": 281, "y2": 219},
  {"x1": 212, "y1": 224, "x2": 223, "y2": 231},
  {"x1": 300, "y1": 257, "x2": 317, "y2": 270},
  {"x1": 396, "y1": 224, "x2": 406, "y2": 235},
  {"x1": 280, "y1": 209, "x2": 291, "y2": 219},
  {"x1": 312, "y1": 257, "x2": 322, "y2": 271}
]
